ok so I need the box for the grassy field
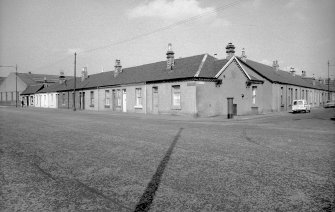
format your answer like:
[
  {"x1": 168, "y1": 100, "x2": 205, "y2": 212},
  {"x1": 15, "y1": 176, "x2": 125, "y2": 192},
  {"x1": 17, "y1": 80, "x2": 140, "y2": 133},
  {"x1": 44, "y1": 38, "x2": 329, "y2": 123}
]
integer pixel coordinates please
[{"x1": 0, "y1": 107, "x2": 334, "y2": 211}]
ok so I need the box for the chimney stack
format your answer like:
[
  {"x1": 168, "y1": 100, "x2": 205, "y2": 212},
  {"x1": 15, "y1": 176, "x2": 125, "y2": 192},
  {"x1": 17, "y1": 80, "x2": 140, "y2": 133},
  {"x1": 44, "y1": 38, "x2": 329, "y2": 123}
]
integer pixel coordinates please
[
  {"x1": 290, "y1": 67, "x2": 295, "y2": 76},
  {"x1": 59, "y1": 71, "x2": 66, "y2": 84},
  {"x1": 226, "y1": 42, "x2": 235, "y2": 59},
  {"x1": 81, "y1": 67, "x2": 88, "y2": 81},
  {"x1": 114, "y1": 59, "x2": 122, "y2": 77},
  {"x1": 301, "y1": 70, "x2": 306, "y2": 78},
  {"x1": 241, "y1": 48, "x2": 247, "y2": 62},
  {"x1": 166, "y1": 43, "x2": 175, "y2": 70},
  {"x1": 272, "y1": 60, "x2": 279, "y2": 71}
]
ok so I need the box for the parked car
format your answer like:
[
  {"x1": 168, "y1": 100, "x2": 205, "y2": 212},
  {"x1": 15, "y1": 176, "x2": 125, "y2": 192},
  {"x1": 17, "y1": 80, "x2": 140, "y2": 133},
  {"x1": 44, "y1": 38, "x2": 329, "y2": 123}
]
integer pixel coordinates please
[
  {"x1": 324, "y1": 100, "x2": 335, "y2": 108},
  {"x1": 292, "y1": 99, "x2": 311, "y2": 113}
]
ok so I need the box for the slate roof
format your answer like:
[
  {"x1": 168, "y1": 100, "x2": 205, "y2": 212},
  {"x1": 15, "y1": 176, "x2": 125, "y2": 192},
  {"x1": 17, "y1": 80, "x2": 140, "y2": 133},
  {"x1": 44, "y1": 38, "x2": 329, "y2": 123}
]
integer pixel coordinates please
[
  {"x1": 21, "y1": 84, "x2": 45, "y2": 95},
  {"x1": 17, "y1": 73, "x2": 63, "y2": 86},
  {"x1": 37, "y1": 77, "x2": 81, "y2": 93},
  {"x1": 239, "y1": 58, "x2": 328, "y2": 90},
  {"x1": 19, "y1": 53, "x2": 333, "y2": 94},
  {"x1": 76, "y1": 54, "x2": 217, "y2": 89}
]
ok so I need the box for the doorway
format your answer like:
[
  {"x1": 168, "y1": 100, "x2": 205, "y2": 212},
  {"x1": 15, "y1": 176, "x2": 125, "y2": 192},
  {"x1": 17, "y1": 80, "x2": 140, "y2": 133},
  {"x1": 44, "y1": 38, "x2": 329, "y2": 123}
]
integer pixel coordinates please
[
  {"x1": 152, "y1": 87, "x2": 158, "y2": 114},
  {"x1": 82, "y1": 92, "x2": 85, "y2": 110},
  {"x1": 122, "y1": 89, "x2": 127, "y2": 112}
]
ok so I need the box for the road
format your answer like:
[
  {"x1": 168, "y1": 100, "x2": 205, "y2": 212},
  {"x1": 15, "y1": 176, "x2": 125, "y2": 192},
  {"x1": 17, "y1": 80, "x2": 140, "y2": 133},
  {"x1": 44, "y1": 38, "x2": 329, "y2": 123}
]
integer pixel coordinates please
[{"x1": 0, "y1": 107, "x2": 334, "y2": 211}]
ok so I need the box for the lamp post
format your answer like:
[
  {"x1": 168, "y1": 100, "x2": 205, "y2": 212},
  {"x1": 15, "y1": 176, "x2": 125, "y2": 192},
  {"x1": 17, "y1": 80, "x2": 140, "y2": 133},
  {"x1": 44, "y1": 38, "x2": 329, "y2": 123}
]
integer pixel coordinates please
[{"x1": 0, "y1": 65, "x2": 18, "y2": 107}]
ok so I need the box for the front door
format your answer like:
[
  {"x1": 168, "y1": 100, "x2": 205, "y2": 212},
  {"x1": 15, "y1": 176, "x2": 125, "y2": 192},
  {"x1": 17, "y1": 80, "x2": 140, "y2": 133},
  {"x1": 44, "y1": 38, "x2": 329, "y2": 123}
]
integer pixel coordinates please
[
  {"x1": 82, "y1": 92, "x2": 85, "y2": 110},
  {"x1": 122, "y1": 89, "x2": 127, "y2": 112},
  {"x1": 152, "y1": 87, "x2": 158, "y2": 114}
]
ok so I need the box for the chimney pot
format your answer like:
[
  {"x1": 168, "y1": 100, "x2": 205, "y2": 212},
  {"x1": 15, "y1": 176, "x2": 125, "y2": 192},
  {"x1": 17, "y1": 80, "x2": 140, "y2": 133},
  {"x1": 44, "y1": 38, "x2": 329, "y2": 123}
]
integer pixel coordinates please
[
  {"x1": 290, "y1": 67, "x2": 295, "y2": 76},
  {"x1": 301, "y1": 70, "x2": 306, "y2": 78},
  {"x1": 81, "y1": 67, "x2": 88, "y2": 81},
  {"x1": 166, "y1": 43, "x2": 175, "y2": 70},
  {"x1": 59, "y1": 71, "x2": 66, "y2": 84},
  {"x1": 241, "y1": 48, "x2": 247, "y2": 62},
  {"x1": 226, "y1": 42, "x2": 235, "y2": 59},
  {"x1": 272, "y1": 60, "x2": 279, "y2": 71},
  {"x1": 114, "y1": 59, "x2": 122, "y2": 77}
]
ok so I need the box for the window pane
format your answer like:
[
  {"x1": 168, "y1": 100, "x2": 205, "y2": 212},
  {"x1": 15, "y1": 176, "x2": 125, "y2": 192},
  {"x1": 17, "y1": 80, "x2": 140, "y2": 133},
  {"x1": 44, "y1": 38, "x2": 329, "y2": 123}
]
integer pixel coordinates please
[
  {"x1": 136, "y1": 88, "x2": 142, "y2": 106},
  {"x1": 172, "y1": 85, "x2": 181, "y2": 107}
]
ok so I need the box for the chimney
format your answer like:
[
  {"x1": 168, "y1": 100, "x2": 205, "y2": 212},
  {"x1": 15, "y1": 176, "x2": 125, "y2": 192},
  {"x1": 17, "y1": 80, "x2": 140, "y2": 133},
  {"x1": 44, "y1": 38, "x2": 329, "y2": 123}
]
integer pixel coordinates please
[
  {"x1": 272, "y1": 60, "x2": 279, "y2": 71},
  {"x1": 166, "y1": 43, "x2": 175, "y2": 70},
  {"x1": 241, "y1": 48, "x2": 247, "y2": 62},
  {"x1": 59, "y1": 71, "x2": 66, "y2": 84},
  {"x1": 289, "y1": 67, "x2": 295, "y2": 76},
  {"x1": 81, "y1": 67, "x2": 88, "y2": 81},
  {"x1": 114, "y1": 59, "x2": 122, "y2": 77},
  {"x1": 301, "y1": 70, "x2": 306, "y2": 78},
  {"x1": 226, "y1": 42, "x2": 235, "y2": 59}
]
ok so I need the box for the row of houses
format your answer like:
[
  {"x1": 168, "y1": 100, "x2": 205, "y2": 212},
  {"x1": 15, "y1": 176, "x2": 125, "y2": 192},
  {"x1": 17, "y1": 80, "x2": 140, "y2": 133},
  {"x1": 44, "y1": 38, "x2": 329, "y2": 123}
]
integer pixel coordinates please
[{"x1": 1, "y1": 43, "x2": 334, "y2": 117}]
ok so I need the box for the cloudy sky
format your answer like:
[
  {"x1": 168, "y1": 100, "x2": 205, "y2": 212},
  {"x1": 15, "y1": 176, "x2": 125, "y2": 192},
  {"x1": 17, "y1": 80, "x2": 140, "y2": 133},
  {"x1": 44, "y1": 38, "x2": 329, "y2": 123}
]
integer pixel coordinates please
[{"x1": 0, "y1": 0, "x2": 334, "y2": 79}]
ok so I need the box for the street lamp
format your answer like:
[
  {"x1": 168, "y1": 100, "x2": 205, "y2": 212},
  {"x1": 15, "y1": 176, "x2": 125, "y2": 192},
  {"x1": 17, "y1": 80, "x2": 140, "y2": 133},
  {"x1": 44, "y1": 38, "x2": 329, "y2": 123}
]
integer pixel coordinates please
[{"x1": 0, "y1": 65, "x2": 18, "y2": 107}]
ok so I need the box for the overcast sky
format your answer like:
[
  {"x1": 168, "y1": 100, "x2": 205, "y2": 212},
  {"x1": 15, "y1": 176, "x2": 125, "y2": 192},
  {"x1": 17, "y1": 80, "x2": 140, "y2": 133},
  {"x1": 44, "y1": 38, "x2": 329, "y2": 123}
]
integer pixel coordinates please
[{"x1": 0, "y1": 0, "x2": 334, "y2": 79}]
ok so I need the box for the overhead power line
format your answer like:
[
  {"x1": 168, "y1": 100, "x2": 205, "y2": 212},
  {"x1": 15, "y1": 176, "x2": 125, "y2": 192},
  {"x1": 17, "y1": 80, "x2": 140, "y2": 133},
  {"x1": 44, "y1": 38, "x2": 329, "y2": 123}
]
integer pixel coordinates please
[
  {"x1": 33, "y1": 0, "x2": 246, "y2": 71},
  {"x1": 81, "y1": 0, "x2": 246, "y2": 54}
]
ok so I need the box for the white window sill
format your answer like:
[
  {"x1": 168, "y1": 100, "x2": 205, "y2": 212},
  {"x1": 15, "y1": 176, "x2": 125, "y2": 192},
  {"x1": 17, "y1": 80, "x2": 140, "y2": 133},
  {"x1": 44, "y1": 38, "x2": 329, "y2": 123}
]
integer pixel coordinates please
[{"x1": 134, "y1": 105, "x2": 143, "y2": 109}]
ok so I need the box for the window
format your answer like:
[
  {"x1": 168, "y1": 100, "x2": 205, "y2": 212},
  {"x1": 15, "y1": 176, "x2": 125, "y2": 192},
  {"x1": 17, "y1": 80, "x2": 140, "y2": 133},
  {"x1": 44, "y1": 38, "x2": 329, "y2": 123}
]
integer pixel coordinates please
[
  {"x1": 295, "y1": 89, "x2": 298, "y2": 99},
  {"x1": 172, "y1": 85, "x2": 181, "y2": 109},
  {"x1": 105, "y1": 90, "x2": 110, "y2": 106},
  {"x1": 302, "y1": 89, "x2": 304, "y2": 99},
  {"x1": 0, "y1": 92, "x2": 2, "y2": 101},
  {"x1": 11, "y1": 92, "x2": 14, "y2": 101},
  {"x1": 90, "y1": 91, "x2": 94, "y2": 106},
  {"x1": 135, "y1": 88, "x2": 142, "y2": 107},
  {"x1": 252, "y1": 86, "x2": 257, "y2": 104},
  {"x1": 306, "y1": 90, "x2": 308, "y2": 103},
  {"x1": 280, "y1": 87, "x2": 283, "y2": 106},
  {"x1": 117, "y1": 89, "x2": 121, "y2": 107}
]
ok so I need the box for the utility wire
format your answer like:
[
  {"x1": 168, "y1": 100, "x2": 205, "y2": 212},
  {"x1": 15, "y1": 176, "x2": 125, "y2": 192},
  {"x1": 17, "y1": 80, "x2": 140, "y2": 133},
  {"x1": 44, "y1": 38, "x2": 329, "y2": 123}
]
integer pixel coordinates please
[
  {"x1": 81, "y1": 0, "x2": 246, "y2": 54},
  {"x1": 33, "y1": 0, "x2": 246, "y2": 71}
]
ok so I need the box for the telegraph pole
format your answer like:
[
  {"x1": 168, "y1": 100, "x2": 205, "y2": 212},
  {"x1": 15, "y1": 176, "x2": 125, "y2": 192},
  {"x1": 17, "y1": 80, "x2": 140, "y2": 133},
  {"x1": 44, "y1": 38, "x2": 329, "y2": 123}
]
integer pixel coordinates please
[
  {"x1": 15, "y1": 64, "x2": 18, "y2": 107},
  {"x1": 73, "y1": 52, "x2": 77, "y2": 111},
  {"x1": 328, "y1": 60, "x2": 330, "y2": 101}
]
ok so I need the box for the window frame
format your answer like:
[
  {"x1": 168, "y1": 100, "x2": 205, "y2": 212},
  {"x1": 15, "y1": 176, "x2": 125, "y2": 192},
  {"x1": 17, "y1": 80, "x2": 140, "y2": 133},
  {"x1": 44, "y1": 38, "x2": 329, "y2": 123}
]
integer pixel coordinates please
[
  {"x1": 171, "y1": 85, "x2": 181, "y2": 109},
  {"x1": 252, "y1": 86, "x2": 257, "y2": 104},
  {"x1": 90, "y1": 91, "x2": 94, "y2": 107},
  {"x1": 105, "y1": 90, "x2": 110, "y2": 107},
  {"x1": 135, "y1": 88, "x2": 142, "y2": 108},
  {"x1": 116, "y1": 89, "x2": 122, "y2": 107}
]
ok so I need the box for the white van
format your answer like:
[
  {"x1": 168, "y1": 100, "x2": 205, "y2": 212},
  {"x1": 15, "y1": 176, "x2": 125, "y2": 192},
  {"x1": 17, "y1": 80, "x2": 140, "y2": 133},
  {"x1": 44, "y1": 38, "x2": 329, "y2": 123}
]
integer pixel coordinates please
[{"x1": 292, "y1": 99, "x2": 311, "y2": 113}]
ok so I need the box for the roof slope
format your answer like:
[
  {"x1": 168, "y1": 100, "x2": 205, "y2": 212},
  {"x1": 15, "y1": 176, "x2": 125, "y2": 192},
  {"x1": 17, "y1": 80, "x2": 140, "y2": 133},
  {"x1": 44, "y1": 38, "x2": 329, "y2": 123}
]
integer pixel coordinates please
[
  {"x1": 21, "y1": 84, "x2": 44, "y2": 95},
  {"x1": 78, "y1": 54, "x2": 215, "y2": 89},
  {"x1": 17, "y1": 73, "x2": 73, "y2": 86},
  {"x1": 241, "y1": 59, "x2": 319, "y2": 89},
  {"x1": 38, "y1": 77, "x2": 81, "y2": 93}
]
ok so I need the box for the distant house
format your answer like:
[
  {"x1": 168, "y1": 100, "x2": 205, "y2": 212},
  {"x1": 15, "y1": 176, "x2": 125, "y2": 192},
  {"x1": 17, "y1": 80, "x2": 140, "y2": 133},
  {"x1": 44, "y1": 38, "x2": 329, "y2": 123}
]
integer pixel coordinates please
[{"x1": 0, "y1": 72, "x2": 65, "y2": 106}]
